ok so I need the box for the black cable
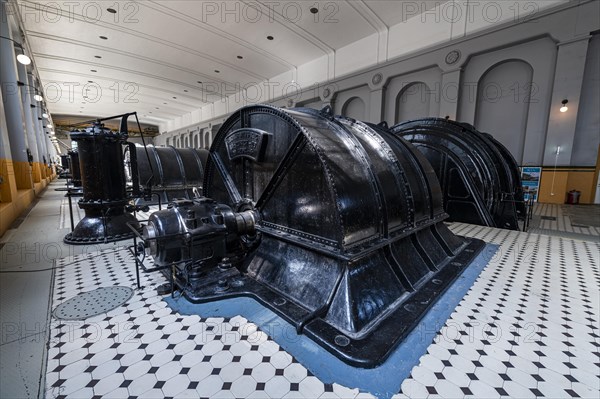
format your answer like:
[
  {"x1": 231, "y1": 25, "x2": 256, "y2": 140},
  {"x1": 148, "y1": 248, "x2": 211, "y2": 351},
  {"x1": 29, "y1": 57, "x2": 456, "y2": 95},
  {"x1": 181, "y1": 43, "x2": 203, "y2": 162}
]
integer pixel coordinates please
[{"x1": 0, "y1": 330, "x2": 48, "y2": 347}]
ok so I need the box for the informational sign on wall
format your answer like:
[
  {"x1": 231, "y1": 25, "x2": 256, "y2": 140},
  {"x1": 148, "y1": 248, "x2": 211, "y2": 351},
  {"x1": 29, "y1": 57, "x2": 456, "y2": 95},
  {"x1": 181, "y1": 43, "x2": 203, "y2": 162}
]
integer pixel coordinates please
[{"x1": 521, "y1": 167, "x2": 542, "y2": 202}]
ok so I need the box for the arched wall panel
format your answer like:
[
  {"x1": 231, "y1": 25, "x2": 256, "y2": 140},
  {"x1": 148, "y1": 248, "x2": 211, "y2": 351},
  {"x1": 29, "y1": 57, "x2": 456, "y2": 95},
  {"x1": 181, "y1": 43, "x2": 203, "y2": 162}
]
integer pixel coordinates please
[
  {"x1": 384, "y1": 67, "x2": 443, "y2": 124},
  {"x1": 474, "y1": 60, "x2": 534, "y2": 164},
  {"x1": 459, "y1": 37, "x2": 557, "y2": 165},
  {"x1": 333, "y1": 85, "x2": 370, "y2": 121},
  {"x1": 341, "y1": 97, "x2": 366, "y2": 120},
  {"x1": 396, "y1": 82, "x2": 431, "y2": 123}
]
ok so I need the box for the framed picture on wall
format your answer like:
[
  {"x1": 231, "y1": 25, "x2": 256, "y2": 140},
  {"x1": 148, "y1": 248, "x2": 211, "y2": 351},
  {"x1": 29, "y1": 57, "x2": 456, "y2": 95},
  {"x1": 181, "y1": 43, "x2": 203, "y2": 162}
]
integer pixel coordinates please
[{"x1": 521, "y1": 167, "x2": 542, "y2": 202}]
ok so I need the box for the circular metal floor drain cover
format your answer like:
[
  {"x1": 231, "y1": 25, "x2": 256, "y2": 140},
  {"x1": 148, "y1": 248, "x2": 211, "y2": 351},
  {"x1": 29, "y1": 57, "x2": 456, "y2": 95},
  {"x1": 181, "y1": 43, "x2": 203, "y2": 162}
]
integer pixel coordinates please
[{"x1": 53, "y1": 286, "x2": 134, "y2": 320}]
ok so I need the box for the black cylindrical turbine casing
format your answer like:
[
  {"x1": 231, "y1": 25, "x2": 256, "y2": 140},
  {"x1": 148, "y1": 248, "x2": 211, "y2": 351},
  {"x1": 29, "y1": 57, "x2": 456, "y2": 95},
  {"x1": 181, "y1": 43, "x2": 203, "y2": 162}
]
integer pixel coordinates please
[
  {"x1": 67, "y1": 150, "x2": 82, "y2": 188},
  {"x1": 64, "y1": 123, "x2": 140, "y2": 244}
]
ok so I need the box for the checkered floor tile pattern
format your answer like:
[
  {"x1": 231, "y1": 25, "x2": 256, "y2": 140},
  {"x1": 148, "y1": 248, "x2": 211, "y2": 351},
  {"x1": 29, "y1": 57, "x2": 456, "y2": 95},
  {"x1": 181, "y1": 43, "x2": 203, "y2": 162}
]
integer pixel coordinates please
[
  {"x1": 530, "y1": 204, "x2": 600, "y2": 238},
  {"x1": 44, "y1": 224, "x2": 600, "y2": 398}
]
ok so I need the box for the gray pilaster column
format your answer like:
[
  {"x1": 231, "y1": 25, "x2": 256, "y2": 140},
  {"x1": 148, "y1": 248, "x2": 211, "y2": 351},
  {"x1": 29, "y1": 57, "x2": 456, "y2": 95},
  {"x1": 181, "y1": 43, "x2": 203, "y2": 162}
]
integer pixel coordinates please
[
  {"x1": 47, "y1": 132, "x2": 56, "y2": 162},
  {"x1": 369, "y1": 88, "x2": 384, "y2": 124},
  {"x1": 0, "y1": 0, "x2": 28, "y2": 164},
  {"x1": 28, "y1": 73, "x2": 46, "y2": 162},
  {"x1": 543, "y1": 36, "x2": 591, "y2": 166},
  {"x1": 439, "y1": 69, "x2": 462, "y2": 120},
  {"x1": 45, "y1": 119, "x2": 54, "y2": 161},
  {"x1": 0, "y1": 83, "x2": 11, "y2": 160},
  {"x1": 40, "y1": 110, "x2": 49, "y2": 163},
  {"x1": 16, "y1": 60, "x2": 39, "y2": 163},
  {"x1": 27, "y1": 73, "x2": 44, "y2": 162}
]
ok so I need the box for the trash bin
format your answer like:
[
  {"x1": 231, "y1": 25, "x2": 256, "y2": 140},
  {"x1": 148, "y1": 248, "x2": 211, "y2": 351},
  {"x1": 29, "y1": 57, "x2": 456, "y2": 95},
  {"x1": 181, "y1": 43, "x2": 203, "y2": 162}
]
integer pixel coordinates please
[{"x1": 566, "y1": 190, "x2": 581, "y2": 204}]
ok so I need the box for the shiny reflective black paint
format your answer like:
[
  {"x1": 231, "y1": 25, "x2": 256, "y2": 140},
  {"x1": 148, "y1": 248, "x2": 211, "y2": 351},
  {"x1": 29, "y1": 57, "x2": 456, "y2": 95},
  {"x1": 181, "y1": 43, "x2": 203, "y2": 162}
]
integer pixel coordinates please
[
  {"x1": 145, "y1": 105, "x2": 485, "y2": 367},
  {"x1": 390, "y1": 118, "x2": 527, "y2": 231},
  {"x1": 64, "y1": 122, "x2": 140, "y2": 244},
  {"x1": 67, "y1": 150, "x2": 82, "y2": 188},
  {"x1": 130, "y1": 146, "x2": 208, "y2": 205}
]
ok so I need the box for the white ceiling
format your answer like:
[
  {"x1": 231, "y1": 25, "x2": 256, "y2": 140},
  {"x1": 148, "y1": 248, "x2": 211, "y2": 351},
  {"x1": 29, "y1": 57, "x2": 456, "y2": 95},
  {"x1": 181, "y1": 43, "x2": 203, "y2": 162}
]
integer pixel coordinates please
[{"x1": 17, "y1": 0, "x2": 446, "y2": 126}]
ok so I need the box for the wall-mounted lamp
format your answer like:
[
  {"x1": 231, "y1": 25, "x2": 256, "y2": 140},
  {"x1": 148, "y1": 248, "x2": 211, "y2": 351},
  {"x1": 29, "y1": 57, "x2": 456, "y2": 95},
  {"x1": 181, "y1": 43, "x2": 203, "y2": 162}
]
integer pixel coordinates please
[
  {"x1": 560, "y1": 99, "x2": 568, "y2": 113},
  {"x1": 0, "y1": 35, "x2": 32, "y2": 65},
  {"x1": 16, "y1": 53, "x2": 31, "y2": 65},
  {"x1": 17, "y1": 80, "x2": 43, "y2": 101}
]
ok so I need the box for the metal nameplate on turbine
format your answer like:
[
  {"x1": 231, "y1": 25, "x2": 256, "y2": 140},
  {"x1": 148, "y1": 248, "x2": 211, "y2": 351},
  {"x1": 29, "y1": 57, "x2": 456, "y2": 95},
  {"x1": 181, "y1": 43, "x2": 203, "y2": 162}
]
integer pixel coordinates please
[{"x1": 225, "y1": 128, "x2": 270, "y2": 161}]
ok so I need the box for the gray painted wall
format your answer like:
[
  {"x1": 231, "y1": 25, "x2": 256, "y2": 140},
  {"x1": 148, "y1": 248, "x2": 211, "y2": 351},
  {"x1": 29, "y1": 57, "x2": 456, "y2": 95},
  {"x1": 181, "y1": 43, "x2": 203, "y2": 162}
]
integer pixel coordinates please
[
  {"x1": 156, "y1": 1, "x2": 600, "y2": 167},
  {"x1": 572, "y1": 33, "x2": 600, "y2": 166}
]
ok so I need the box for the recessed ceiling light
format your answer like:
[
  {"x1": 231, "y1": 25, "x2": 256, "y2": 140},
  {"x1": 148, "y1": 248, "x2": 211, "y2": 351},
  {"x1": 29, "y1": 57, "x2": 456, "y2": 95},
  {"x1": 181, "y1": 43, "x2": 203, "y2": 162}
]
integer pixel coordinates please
[
  {"x1": 42, "y1": 113, "x2": 49, "y2": 118},
  {"x1": 94, "y1": 55, "x2": 102, "y2": 59},
  {"x1": 214, "y1": 70, "x2": 220, "y2": 73},
  {"x1": 90, "y1": 69, "x2": 97, "y2": 72},
  {"x1": 267, "y1": 35, "x2": 274, "y2": 40},
  {"x1": 107, "y1": 7, "x2": 117, "y2": 13},
  {"x1": 237, "y1": 55, "x2": 243, "y2": 59},
  {"x1": 34, "y1": 94, "x2": 43, "y2": 101},
  {"x1": 310, "y1": 7, "x2": 319, "y2": 14},
  {"x1": 99, "y1": 36, "x2": 108, "y2": 40}
]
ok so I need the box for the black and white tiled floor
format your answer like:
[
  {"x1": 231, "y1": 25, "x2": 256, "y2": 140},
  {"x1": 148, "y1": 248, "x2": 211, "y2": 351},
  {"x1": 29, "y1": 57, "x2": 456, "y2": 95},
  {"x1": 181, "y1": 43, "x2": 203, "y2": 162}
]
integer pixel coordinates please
[
  {"x1": 45, "y1": 223, "x2": 600, "y2": 398},
  {"x1": 530, "y1": 204, "x2": 600, "y2": 239}
]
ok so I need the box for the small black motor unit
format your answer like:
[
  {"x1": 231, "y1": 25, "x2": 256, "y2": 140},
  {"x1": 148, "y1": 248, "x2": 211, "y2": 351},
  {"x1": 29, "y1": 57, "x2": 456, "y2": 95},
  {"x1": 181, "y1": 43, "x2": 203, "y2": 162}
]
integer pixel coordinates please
[
  {"x1": 142, "y1": 105, "x2": 485, "y2": 367},
  {"x1": 64, "y1": 122, "x2": 140, "y2": 244}
]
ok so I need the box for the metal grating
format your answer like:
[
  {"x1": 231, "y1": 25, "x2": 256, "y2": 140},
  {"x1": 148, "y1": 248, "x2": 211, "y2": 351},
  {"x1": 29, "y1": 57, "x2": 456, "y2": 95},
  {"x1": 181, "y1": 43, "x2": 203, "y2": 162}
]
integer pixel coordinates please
[{"x1": 53, "y1": 286, "x2": 134, "y2": 320}]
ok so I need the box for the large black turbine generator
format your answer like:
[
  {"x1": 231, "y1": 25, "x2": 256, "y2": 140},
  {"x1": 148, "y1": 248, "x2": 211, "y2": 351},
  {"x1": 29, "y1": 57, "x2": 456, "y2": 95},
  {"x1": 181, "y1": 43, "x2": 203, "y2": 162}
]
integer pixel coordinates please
[{"x1": 140, "y1": 105, "x2": 485, "y2": 367}]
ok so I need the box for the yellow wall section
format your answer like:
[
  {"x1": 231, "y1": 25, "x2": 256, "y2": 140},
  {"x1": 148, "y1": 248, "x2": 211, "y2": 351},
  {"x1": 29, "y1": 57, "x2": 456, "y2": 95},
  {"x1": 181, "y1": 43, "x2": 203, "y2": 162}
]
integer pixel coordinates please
[
  {"x1": 32, "y1": 162, "x2": 41, "y2": 183},
  {"x1": 1, "y1": 158, "x2": 19, "y2": 237},
  {"x1": 567, "y1": 171, "x2": 596, "y2": 203},
  {"x1": 538, "y1": 168, "x2": 596, "y2": 204},
  {"x1": 538, "y1": 170, "x2": 569, "y2": 204},
  {"x1": 0, "y1": 158, "x2": 15, "y2": 204},
  {"x1": 13, "y1": 161, "x2": 33, "y2": 189},
  {"x1": 0, "y1": 158, "x2": 54, "y2": 238}
]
